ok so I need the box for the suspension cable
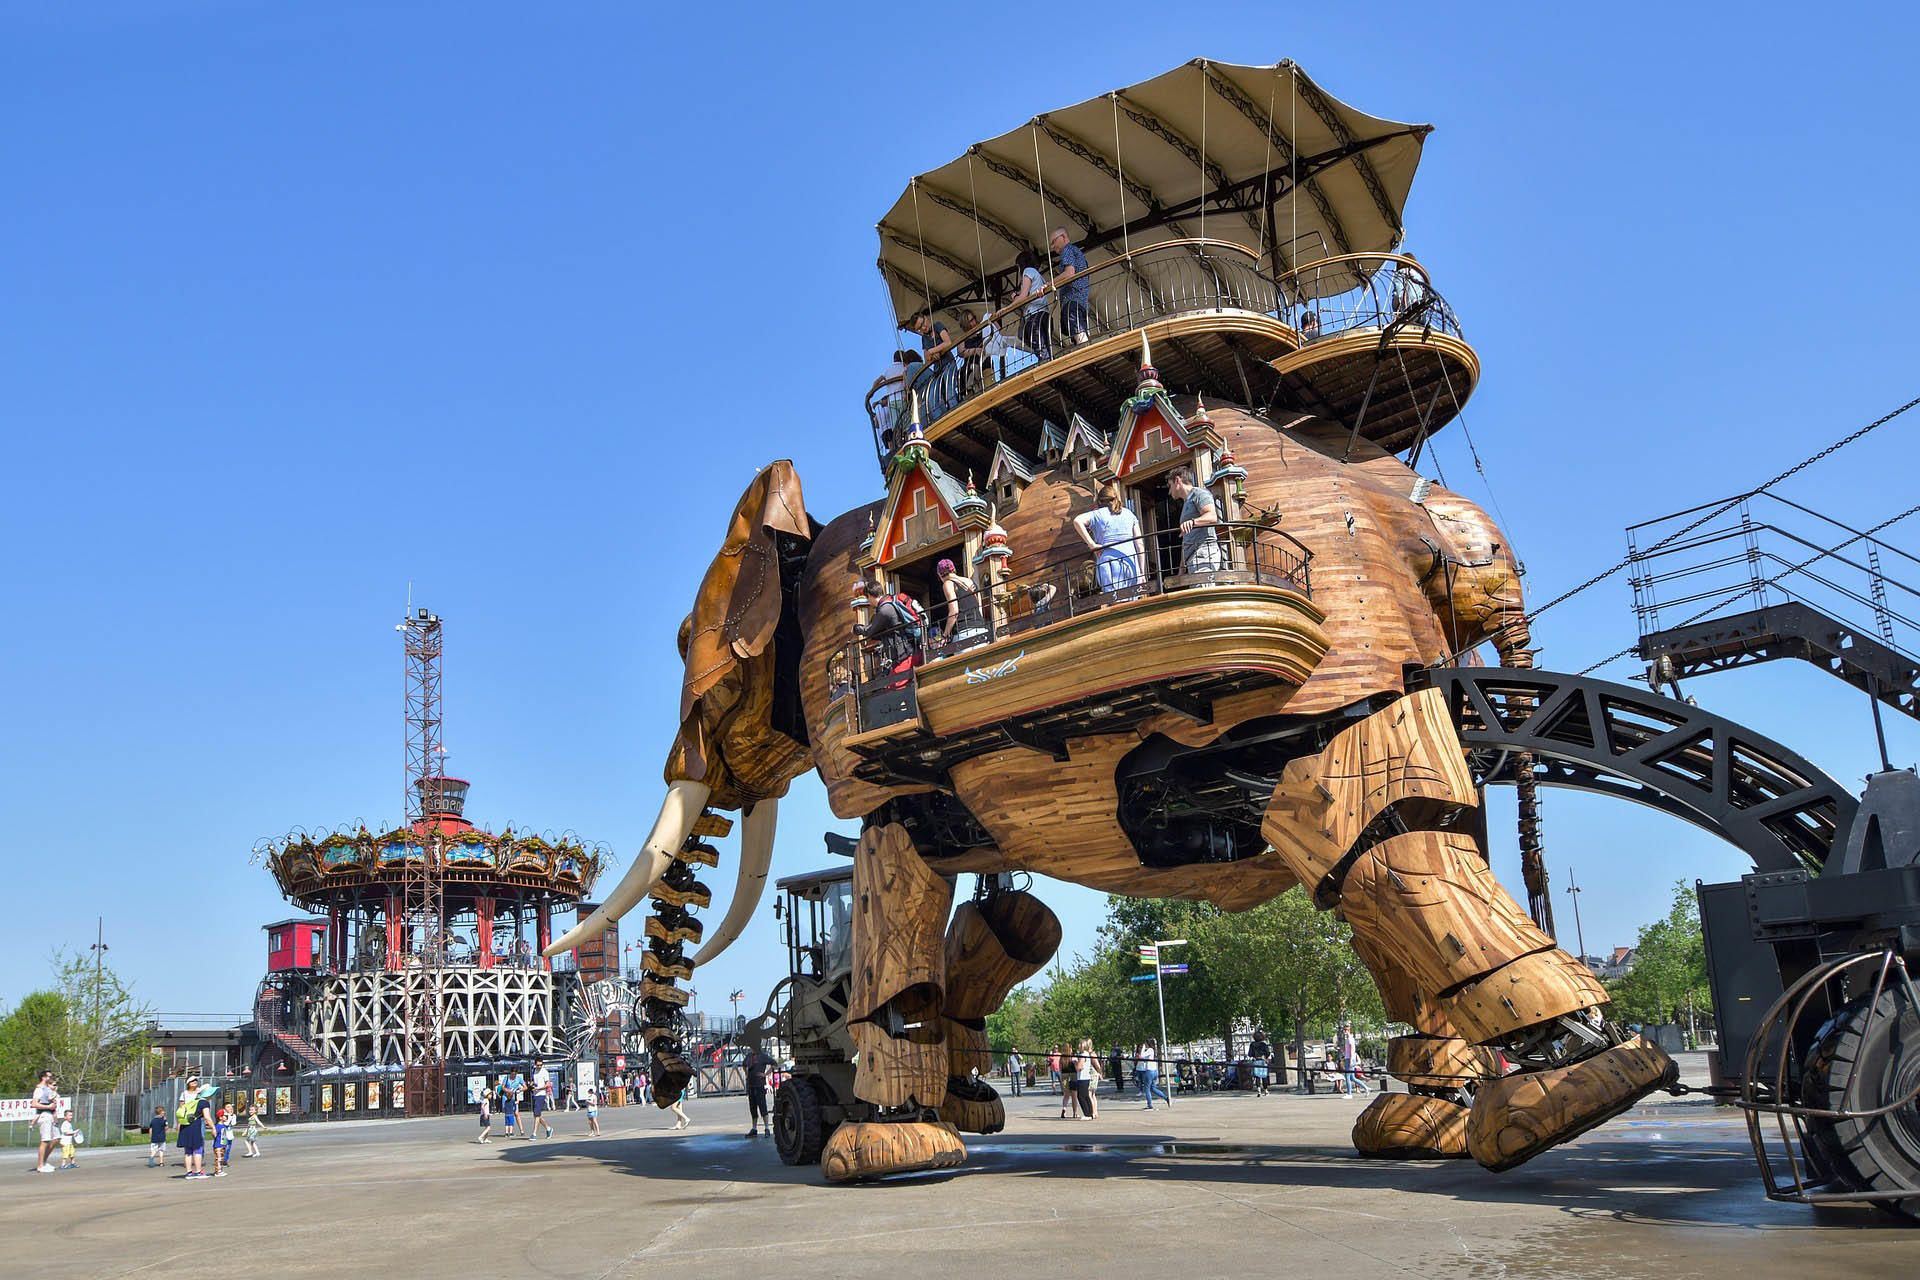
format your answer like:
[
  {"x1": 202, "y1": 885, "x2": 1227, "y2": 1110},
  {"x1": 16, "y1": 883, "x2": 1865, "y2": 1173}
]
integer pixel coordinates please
[
  {"x1": 1033, "y1": 123, "x2": 1056, "y2": 297},
  {"x1": 1198, "y1": 59, "x2": 1208, "y2": 242},
  {"x1": 908, "y1": 178, "x2": 934, "y2": 323},
  {"x1": 965, "y1": 153, "x2": 988, "y2": 308}
]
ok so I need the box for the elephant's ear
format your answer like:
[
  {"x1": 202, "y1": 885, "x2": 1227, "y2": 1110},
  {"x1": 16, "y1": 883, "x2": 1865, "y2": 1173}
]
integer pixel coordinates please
[{"x1": 671, "y1": 460, "x2": 811, "y2": 783}]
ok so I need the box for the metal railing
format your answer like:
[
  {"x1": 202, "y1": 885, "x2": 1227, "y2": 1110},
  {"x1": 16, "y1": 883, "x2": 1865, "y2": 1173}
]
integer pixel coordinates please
[
  {"x1": 834, "y1": 522, "x2": 1312, "y2": 735},
  {"x1": 1273, "y1": 252, "x2": 1464, "y2": 348},
  {"x1": 867, "y1": 238, "x2": 1282, "y2": 451},
  {"x1": 1626, "y1": 492, "x2": 1920, "y2": 655}
]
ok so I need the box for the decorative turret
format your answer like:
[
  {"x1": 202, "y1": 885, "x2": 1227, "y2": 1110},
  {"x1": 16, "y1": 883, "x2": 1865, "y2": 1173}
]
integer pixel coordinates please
[
  {"x1": 1132, "y1": 331, "x2": 1164, "y2": 402},
  {"x1": 895, "y1": 394, "x2": 932, "y2": 474},
  {"x1": 954, "y1": 471, "x2": 990, "y2": 526},
  {"x1": 973, "y1": 508, "x2": 1011, "y2": 569}
]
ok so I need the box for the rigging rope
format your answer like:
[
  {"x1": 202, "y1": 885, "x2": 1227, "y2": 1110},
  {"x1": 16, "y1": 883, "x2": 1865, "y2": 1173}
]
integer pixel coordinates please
[
  {"x1": 1111, "y1": 94, "x2": 1130, "y2": 256},
  {"x1": 1032, "y1": 124, "x2": 1057, "y2": 299},
  {"x1": 966, "y1": 153, "x2": 988, "y2": 307},
  {"x1": 1259, "y1": 66, "x2": 1277, "y2": 273},
  {"x1": 1198, "y1": 59, "x2": 1207, "y2": 242},
  {"x1": 908, "y1": 178, "x2": 934, "y2": 322}
]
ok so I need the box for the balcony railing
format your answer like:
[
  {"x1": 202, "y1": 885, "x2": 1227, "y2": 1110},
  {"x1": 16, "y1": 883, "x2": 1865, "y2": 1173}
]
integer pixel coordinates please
[
  {"x1": 1272, "y1": 252, "x2": 1463, "y2": 348},
  {"x1": 834, "y1": 522, "x2": 1312, "y2": 736},
  {"x1": 867, "y1": 238, "x2": 1283, "y2": 450}
]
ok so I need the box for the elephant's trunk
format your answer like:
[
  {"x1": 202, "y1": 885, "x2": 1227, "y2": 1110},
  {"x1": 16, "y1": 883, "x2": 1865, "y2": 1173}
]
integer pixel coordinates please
[
  {"x1": 690, "y1": 797, "x2": 776, "y2": 968},
  {"x1": 544, "y1": 779, "x2": 711, "y2": 956}
]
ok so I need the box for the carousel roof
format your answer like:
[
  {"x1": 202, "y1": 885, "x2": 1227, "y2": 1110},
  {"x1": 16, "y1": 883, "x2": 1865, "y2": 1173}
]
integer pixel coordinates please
[{"x1": 875, "y1": 58, "x2": 1430, "y2": 321}]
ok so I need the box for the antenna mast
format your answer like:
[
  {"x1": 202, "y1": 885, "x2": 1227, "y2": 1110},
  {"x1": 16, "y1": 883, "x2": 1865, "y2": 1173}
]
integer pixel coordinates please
[{"x1": 398, "y1": 606, "x2": 448, "y2": 1113}]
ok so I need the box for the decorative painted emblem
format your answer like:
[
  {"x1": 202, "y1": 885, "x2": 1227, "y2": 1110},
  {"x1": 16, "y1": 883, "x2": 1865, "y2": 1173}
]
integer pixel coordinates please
[{"x1": 964, "y1": 650, "x2": 1026, "y2": 684}]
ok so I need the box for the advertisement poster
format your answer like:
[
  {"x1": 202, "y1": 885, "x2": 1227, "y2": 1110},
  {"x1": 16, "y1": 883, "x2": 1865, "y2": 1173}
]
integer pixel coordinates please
[
  {"x1": 575, "y1": 1062, "x2": 597, "y2": 1095},
  {"x1": 343, "y1": 1084, "x2": 357, "y2": 1112},
  {"x1": 253, "y1": 1088, "x2": 267, "y2": 1116},
  {"x1": 367, "y1": 1081, "x2": 381, "y2": 1111},
  {"x1": 392, "y1": 1081, "x2": 405, "y2": 1112},
  {"x1": 320, "y1": 1085, "x2": 333, "y2": 1113},
  {"x1": 466, "y1": 1076, "x2": 485, "y2": 1105},
  {"x1": 274, "y1": 1087, "x2": 291, "y2": 1115}
]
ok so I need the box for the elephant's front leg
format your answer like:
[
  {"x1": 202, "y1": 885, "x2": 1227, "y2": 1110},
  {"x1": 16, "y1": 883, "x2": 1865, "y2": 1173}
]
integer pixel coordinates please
[
  {"x1": 939, "y1": 884, "x2": 1062, "y2": 1135},
  {"x1": 1263, "y1": 688, "x2": 1677, "y2": 1172},
  {"x1": 820, "y1": 821, "x2": 967, "y2": 1182}
]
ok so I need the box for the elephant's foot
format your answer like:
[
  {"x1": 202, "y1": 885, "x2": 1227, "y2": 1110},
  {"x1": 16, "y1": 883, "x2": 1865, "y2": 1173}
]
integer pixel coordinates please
[
  {"x1": 1353, "y1": 1093, "x2": 1472, "y2": 1159},
  {"x1": 1465, "y1": 1036, "x2": 1677, "y2": 1172},
  {"x1": 937, "y1": 1076, "x2": 1006, "y2": 1135},
  {"x1": 821, "y1": 1120, "x2": 966, "y2": 1182}
]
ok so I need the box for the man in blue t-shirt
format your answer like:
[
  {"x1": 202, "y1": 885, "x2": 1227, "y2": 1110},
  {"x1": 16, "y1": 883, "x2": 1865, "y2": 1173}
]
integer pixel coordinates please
[{"x1": 1050, "y1": 228, "x2": 1091, "y2": 344}]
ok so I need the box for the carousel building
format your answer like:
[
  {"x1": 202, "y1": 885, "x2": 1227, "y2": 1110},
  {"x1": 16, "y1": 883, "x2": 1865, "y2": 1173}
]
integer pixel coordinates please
[{"x1": 255, "y1": 775, "x2": 610, "y2": 1072}]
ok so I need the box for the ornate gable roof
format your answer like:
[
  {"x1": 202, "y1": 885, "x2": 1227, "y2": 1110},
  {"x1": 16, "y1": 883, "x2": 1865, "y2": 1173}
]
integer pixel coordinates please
[
  {"x1": 1063, "y1": 412, "x2": 1111, "y2": 459},
  {"x1": 986, "y1": 439, "x2": 1036, "y2": 489},
  {"x1": 876, "y1": 456, "x2": 968, "y2": 564},
  {"x1": 1038, "y1": 418, "x2": 1069, "y2": 461},
  {"x1": 1111, "y1": 384, "x2": 1193, "y2": 480}
]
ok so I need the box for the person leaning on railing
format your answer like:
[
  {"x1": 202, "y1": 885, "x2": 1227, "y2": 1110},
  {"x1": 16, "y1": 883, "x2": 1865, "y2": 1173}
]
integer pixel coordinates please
[
  {"x1": 1165, "y1": 465, "x2": 1222, "y2": 573},
  {"x1": 1049, "y1": 228, "x2": 1091, "y2": 345},
  {"x1": 908, "y1": 313, "x2": 958, "y2": 419},
  {"x1": 1073, "y1": 481, "x2": 1146, "y2": 593},
  {"x1": 1010, "y1": 249, "x2": 1052, "y2": 361},
  {"x1": 867, "y1": 349, "x2": 919, "y2": 448}
]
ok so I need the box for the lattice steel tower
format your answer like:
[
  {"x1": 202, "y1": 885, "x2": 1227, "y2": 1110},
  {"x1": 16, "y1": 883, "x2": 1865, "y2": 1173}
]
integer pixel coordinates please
[{"x1": 398, "y1": 606, "x2": 448, "y2": 1112}]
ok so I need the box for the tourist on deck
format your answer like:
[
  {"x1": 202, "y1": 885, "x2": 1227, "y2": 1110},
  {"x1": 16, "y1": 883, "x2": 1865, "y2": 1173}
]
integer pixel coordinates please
[
  {"x1": 1011, "y1": 249, "x2": 1052, "y2": 362},
  {"x1": 956, "y1": 310, "x2": 993, "y2": 396},
  {"x1": 869, "y1": 349, "x2": 917, "y2": 443},
  {"x1": 1391, "y1": 252, "x2": 1428, "y2": 316},
  {"x1": 1050, "y1": 228, "x2": 1091, "y2": 344},
  {"x1": 854, "y1": 579, "x2": 923, "y2": 676},
  {"x1": 908, "y1": 312, "x2": 957, "y2": 419},
  {"x1": 1299, "y1": 309, "x2": 1321, "y2": 341},
  {"x1": 936, "y1": 559, "x2": 989, "y2": 651},
  {"x1": 1166, "y1": 466, "x2": 1222, "y2": 574},
  {"x1": 1073, "y1": 482, "x2": 1145, "y2": 593}
]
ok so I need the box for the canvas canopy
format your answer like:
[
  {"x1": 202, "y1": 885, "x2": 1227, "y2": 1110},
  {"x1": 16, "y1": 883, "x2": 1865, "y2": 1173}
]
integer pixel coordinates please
[{"x1": 876, "y1": 58, "x2": 1429, "y2": 322}]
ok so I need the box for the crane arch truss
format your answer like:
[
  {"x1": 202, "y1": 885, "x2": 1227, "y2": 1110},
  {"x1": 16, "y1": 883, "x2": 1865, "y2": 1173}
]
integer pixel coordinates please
[{"x1": 1414, "y1": 666, "x2": 1859, "y2": 875}]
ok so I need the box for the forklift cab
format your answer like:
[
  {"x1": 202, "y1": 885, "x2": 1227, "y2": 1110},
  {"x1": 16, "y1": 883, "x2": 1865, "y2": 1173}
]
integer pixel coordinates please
[{"x1": 776, "y1": 866, "x2": 855, "y2": 981}]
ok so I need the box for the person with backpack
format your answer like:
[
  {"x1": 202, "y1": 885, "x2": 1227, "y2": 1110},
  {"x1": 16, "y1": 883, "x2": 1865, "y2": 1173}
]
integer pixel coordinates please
[{"x1": 854, "y1": 579, "x2": 925, "y2": 676}]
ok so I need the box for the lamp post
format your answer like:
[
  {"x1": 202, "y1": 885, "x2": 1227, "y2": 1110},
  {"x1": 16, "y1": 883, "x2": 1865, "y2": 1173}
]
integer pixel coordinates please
[
  {"x1": 89, "y1": 917, "x2": 108, "y2": 1031},
  {"x1": 1154, "y1": 938, "x2": 1187, "y2": 1106},
  {"x1": 1565, "y1": 869, "x2": 1588, "y2": 966}
]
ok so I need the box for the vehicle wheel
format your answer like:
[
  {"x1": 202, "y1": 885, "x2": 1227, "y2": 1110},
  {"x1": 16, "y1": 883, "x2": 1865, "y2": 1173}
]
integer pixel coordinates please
[
  {"x1": 1801, "y1": 986, "x2": 1920, "y2": 1221},
  {"x1": 774, "y1": 1075, "x2": 827, "y2": 1167}
]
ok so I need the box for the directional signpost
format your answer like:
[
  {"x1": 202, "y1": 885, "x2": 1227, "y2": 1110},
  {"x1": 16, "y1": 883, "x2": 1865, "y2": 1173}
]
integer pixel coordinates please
[{"x1": 1148, "y1": 939, "x2": 1187, "y2": 1104}]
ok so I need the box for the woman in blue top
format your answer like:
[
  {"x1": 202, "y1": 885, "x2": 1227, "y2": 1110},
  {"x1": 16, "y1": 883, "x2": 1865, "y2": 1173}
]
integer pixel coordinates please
[
  {"x1": 175, "y1": 1074, "x2": 216, "y2": 1178},
  {"x1": 1073, "y1": 481, "x2": 1145, "y2": 593}
]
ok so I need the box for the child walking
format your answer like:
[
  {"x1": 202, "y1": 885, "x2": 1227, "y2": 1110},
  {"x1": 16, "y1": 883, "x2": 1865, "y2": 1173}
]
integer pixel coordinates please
[
  {"x1": 213, "y1": 1108, "x2": 233, "y2": 1176},
  {"x1": 584, "y1": 1085, "x2": 601, "y2": 1137},
  {"x1": 57, "y1": 1111, "x2": 79, "y2": 1170},
  {"x1": 147, "y1": 1106, "x2": 169, "y2": 1168},
  {"x1": 477, "y1": 1085, "x2": 494, "y2": 1143},
  {"x1": 242, "y1": 1106, "x2": 261, "y2": 1158}
]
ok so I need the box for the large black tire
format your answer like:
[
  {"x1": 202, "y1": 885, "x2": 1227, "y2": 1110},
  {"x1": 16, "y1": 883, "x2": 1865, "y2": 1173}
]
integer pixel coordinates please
[
  {"x1": 1801, "y1": 987, "x2": 1920, "y2": 1221},
  {"x1": 773, "y1": 1075, "x2": 827, "y2": 1167}
]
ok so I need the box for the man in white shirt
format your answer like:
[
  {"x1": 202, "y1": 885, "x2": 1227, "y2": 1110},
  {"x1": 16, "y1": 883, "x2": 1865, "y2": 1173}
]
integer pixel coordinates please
[
  {"x1": 529, "y1": 1059, "x2": 555, "y2": 1138},
  {"x1": 31, "y1": 1071, "x2": 60, "y2": 1173}
]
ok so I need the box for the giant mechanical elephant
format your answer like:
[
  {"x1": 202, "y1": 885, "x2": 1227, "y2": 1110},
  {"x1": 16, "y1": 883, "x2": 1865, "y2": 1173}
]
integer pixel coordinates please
[{"x1": 549, "y1": 398, "x2": 1675, "y2": 1180}]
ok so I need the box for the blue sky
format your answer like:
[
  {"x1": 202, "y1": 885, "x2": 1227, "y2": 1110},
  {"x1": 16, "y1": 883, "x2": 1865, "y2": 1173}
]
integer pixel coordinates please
[{"x1": 4, "y1": 3, "x2": 1917, "y2": 1024}]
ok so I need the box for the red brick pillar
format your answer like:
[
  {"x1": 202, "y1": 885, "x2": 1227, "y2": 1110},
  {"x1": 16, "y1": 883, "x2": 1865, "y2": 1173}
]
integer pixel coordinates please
[{"x1": 476, "y1": 896, "x2": 493, "y2": 969}]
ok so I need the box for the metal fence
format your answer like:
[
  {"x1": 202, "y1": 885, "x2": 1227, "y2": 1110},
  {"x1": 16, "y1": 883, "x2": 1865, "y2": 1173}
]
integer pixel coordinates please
[{"x1": 2, "y1": 1092, "x2": 134, "y2": 1148}]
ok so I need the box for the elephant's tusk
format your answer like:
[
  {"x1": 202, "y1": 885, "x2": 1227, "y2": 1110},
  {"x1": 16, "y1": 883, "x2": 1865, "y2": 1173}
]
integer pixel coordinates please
[
  {"x1": 690, "y1": 796, "x2": 776, "y2": 969},
  {"x1": 544, "y1": 779, "x2": 712, "y2": 957}
]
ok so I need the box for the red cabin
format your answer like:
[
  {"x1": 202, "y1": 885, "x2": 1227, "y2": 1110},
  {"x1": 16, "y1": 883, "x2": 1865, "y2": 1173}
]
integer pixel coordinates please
[{"x1": 264, "y1": 918, "x2": 329, "y2": 972}]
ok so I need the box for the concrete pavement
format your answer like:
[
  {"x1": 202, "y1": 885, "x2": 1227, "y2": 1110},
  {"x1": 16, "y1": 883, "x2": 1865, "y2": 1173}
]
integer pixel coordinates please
[{"x1": 6, "y1": 1060, "x2": 1914, "y2": 1278}]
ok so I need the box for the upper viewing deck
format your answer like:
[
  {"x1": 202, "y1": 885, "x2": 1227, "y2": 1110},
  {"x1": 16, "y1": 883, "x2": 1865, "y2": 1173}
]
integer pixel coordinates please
[{"x1": 865, "y1": 59, "x2": 1478, "y2": 476}]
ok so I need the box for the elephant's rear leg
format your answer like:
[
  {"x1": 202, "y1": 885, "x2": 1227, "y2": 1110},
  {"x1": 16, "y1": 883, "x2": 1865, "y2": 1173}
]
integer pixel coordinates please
[
  {"x1": 1264, "y1": 688, "x2": 1676, "y2": 1172},
  {"x1": 939, "y1": 884, "x2": 1062, "y2": 1135},
  {"x1": 820, "y1": 821, "x2": 966, "y2": 1181}
]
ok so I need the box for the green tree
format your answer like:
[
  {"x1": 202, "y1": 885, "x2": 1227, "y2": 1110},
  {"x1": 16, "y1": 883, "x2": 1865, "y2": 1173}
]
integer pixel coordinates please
[
  {"x1": 43, "y1": 949, "x2": 155, "y2": 1092},
  {"x1": 1604, "y1": 881, "x2": 1711, "y2": 1044},
  {"x1": 0, "y1": 992, "x2": 72, "y2": 1094}
]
